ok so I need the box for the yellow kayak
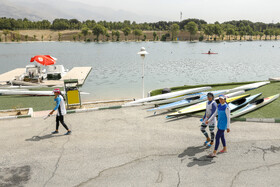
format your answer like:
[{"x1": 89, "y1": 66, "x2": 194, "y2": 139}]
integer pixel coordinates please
[{"x1": 167, "y1": 94, "x2": 250, "y2": 118}]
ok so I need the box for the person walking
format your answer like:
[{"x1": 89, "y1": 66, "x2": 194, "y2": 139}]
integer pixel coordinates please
[
  {"x1": 208, "y1": 95, "x2": 230, "y2": 158},
  {"x1": 200, "y1": 92, "x2": 217, "y2": 147},
  {"x1": 49, "y1": 88, "x2": 71, "y2": 135}
]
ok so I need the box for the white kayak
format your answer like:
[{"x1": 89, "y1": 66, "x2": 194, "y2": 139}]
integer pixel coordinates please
[
  {"x1": 231, "y1": 94, "x2": 279, "y2": 118},
  {"x1": 0, "y1": 90, "x2": 90, "y2": 96},
  {"x1": 147, "y1": 90, "x2": 227, "y2": 113},
  {"x1": 125, "y1": 86, "x2": 212, "y2": 106},
  {"x1": 229, "y1": 81, "x2": 270, "y2": 92},
  {"x1": 166, "y1": 91, "x2": 246, "y2": 118},
  {"x1": 144, "y1": 92, "x2": 205, "y2": 105}
]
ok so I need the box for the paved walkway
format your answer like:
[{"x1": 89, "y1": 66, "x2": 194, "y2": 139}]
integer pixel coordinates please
[{"x1": 0, "y1": 106, "x2": 280, "y2": 187}]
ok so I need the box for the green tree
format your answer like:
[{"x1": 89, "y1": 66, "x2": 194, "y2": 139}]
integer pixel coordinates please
[
  {"x1": 78, "y1": 33, "x2": 82, "y2": 41},
  {"x1": 41, "y1": 35, "x2": 44, "y2": 41},
  {"x1": 153, "y1": 31, "x2": 157, "y2": 41},
  {"x1": 203, "y1": 24, "x2": 214, "y2": 40},
  {"x1": 169, "y1": 23, "x2": 180, "y2": 41},
  {"x1": 259, "y1": 32, "x2": 264, "y2": 40},
  {"x1": 269, "y1": 29, "x2": 274, "y2": 40},
  {"x1": 73, "y1": 35, "x2": 77, "y2": 41},
  {"x1": 25, "y1": 35, "x2": 28, "y2": 41},
  {"x1": 143, "y1": 34, "x2": 147, "y2": 41},
  {"x1": 3, "y1": 30, "x2": 9, "y2": 42},
  {"x1": 213, "y1": 24, "x2": 222, "y2": 40},
  {"x1": 264, "y1": 30, "x2": 269, "y2": 40},
  {"x1": 81, "y1": 26, "x2": 89, "y2": 41},
  {"x1": 15, "y1": 32, "x2": 21, "y2": 42},
  {"x1": 226, "y1": 28, "x2": 235, "y2": 40},
  {"x1": 49, "y1": 35, "x2": 52, "y2": 41},
  {"x1": 92, "y1": 24, "x2": 105, "y2": 41},
  {"x1": 111, "y1": 30, "x2": 116, "y2": 41},
  {"x1": 122, "y1": 27, "x2": 131, "y2": 41},
  {"x1": 58, "y1": 33, "x2": 61, "y2": 41},
  {"x1": 239, "y1": 31, "x2": 245, "y2": 40},
  {"x1": 105, "y1": 33, "x2": 110, "y2": 41},
  {"x1": 274, "y1": 29, "x2": 279, "y2": 40},
  {"x1": 184, "y1": 21, "x2": 198, "y2": 41},
  {"x1": 33, "y1": 34, "x2": 37, "y2": 41},
  {"x1": 133, "y1": 29, "x2": 142, "y2": 41},
  {"x1": 115, "y1": 31, "x2": 120, "y2": 41}
]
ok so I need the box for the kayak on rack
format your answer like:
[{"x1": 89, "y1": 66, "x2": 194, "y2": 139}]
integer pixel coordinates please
[
  {"x1": 166, "y1": 91, "x2": 247, "y2": 118},
  {"x1": 147, "y1": 90, "x2": 227, "y2": 113},
  {"x1": 231, "y1": 94, "x2": 279, "y2": 118},
  {"x1": 228, "y1": 93, "x2": 262, "y2": 111},
  {"x1": 125, "y1": 86, "x2": 212, "y2": 106}
]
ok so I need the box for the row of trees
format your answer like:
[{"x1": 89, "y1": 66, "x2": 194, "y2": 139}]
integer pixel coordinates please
[
  {"x1": 1, "y1": 17, "x2": 280, "y2": 32},
  {"x1": 2, "y1": 17, "x2": 280, "y2": 42}
]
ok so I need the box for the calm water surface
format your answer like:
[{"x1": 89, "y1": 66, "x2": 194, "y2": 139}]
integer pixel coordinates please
[{"x1": 0, "y1": 41, "x2": 280, "y2": 100}]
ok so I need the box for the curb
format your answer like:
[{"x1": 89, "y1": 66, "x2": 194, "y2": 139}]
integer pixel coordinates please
[
  {"x1": 191, "y1": 114, "x2": 280, "y2": 123},
  {"x1": 231, "y1": 118, "x2": 280, "y2": 123},
  {"x1": 67, "y1": 105, "x2": 125, "y2": 114},
  {"x1": 0, "y1": 108, "x2": 33, "y2": 120},
  {"x1": 66, "y1": 104, "x2": 142, "y2": 114}
]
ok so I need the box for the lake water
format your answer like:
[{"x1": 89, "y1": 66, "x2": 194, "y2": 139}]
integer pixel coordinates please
[{"x1": 1, "y1": 41, "x2": 280, "y2": 100}]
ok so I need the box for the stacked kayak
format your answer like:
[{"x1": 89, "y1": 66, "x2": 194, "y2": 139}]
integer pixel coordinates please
[
  {"x1": 231, "y1": 94, "x2": 279, "y2": 118},
  {"x1": 146, "y1": 92, "x2": 205, "y2": 105},
  {"x1": 166, "y1": 91, "x2": 247, "y2": 118},
  {"x1": 229, "y1": 81, "x2": 270, "y2": 92},
  {"x1": 228, "y1": 93, "x2": 262, "y2": 111},
  {"x1": 125, "y1": 86, "x2": 211, "y2": 106},
  {"x1": 147, "y1": 90, "x2": 227, "y2": 113}
]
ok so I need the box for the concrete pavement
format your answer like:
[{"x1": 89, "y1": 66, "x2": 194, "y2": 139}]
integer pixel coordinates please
[{"x1": 0, "y1": 106, "x2": 280, "y2": 187}]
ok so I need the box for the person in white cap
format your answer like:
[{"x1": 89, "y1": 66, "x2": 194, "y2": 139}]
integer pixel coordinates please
[
  {"x1": 208, "y1": 95, "x2": 230, "y2": 158},
  {"x1": 49, "y1": 88, "x2": 71, "y2": 135}
]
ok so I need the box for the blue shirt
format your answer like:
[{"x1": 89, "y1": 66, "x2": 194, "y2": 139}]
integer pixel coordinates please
[
  {"x1": 54, "y1": 97, "x2": 61, "y2": 111},
  {"x1": 217, "y1": 103, "x2": 230, "y2": 130}
]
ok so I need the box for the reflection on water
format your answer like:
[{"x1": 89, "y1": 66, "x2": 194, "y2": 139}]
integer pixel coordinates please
[{"x1": 1, "y1": 41, "x2": 280, "y2": 99}]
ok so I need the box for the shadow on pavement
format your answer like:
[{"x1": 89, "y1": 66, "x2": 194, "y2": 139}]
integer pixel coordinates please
[
  {"x1": 25, "y1": 134, "x2": 65, "y2": 141},
  {"x1": 178, "y1": 145, "x2": 216, "y2": 167},
  {"x1": 187, "y1": 155, "x2": 215, "y2": 167},
  {"x1": 178, "y1": 145, "x2": 208, "y2": 157}
]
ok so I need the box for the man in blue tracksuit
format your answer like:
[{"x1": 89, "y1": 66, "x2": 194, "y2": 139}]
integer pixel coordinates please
[
  {"x1": 208, "y1": 95, "x2": 230, "y2": 158},
  {"x1": 201, "y1": 92, "x2": 217, "y2": 147}
]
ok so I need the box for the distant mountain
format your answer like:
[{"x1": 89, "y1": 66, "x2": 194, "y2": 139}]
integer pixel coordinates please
[{"x1": 0, "y1": 0, "x2": 163, "y2": 22}]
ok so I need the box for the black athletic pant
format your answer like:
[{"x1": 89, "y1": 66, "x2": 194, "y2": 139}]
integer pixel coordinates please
[{"x1": 56, "y1": 115, "x2": 69, "y2": 131}]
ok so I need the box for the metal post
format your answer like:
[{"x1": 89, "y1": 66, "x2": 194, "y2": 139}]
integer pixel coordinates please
[{"x1": 142, "y1": 57, "x2": 145, "y2": 98}]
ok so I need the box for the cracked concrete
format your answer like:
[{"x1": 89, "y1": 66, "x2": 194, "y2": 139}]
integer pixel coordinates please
[{"x1": 0, "y1": 106, "x2": 280, "y2": 187}]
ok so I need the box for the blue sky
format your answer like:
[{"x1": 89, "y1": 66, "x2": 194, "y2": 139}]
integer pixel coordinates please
[{"x1": 73, "y1": 0, "x2": 280, "y2": 23}]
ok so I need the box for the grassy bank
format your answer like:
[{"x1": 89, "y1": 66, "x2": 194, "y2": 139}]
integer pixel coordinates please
[
  {"x1": 0, "y1": 81, "x2": 279, "y2": 118},
  {"x1": 150, "y1": 81, "x2": 280, "y2": 118}
]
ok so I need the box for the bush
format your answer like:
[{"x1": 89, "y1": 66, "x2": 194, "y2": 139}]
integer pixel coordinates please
[
  {"x1": 161, "y1": 35, "x2": 167, "y2": 41},
  {"x1": 86, "y1": 38, "x2": 91, "y2": 42},
  {"x1": 199, "y1": 35, "x2": 204, "y2": 41}
]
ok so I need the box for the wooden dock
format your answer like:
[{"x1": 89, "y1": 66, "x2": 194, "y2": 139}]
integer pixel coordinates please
[
  {"x1": 0, "y1": 68, "x2": 25, "y2": 85},
  {"x1": 62, "y1": 67, "x2": 92, "y2": 85},
  {"x1": 0, "y1": 67, "x2": 92, "y2": 87}
]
